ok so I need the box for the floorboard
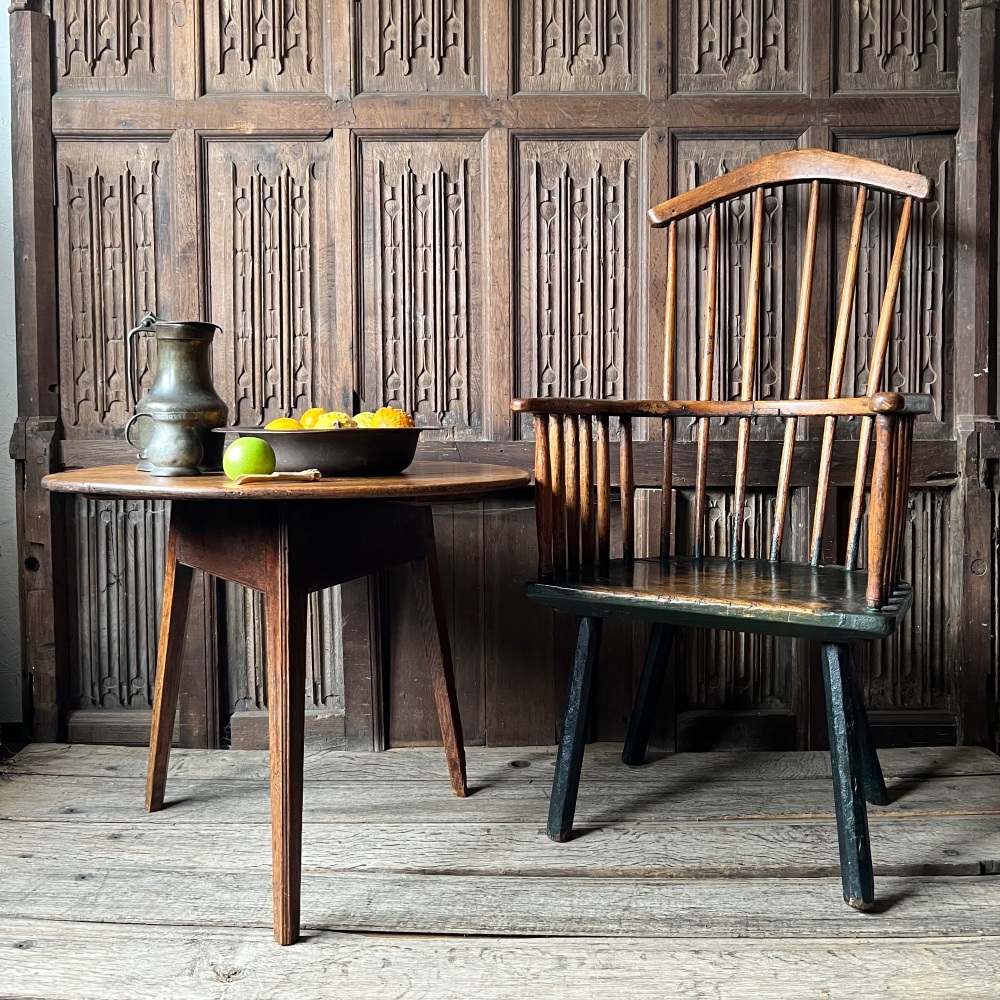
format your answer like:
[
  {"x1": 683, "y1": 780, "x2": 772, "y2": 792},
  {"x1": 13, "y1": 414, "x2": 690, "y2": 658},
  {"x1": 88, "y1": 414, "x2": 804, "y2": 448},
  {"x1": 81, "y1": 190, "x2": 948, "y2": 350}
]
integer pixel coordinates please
[
  {"x1": 2, "y1": 744, "x2": 999, "y2": 998},
  {"x1": 4, "y1": 921, "x2": 999, "y2": 1000}
]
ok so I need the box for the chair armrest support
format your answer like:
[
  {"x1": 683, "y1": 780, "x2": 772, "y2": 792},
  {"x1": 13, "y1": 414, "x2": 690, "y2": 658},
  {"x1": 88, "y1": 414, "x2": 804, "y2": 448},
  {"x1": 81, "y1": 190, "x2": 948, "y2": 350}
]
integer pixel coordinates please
[{"x1": 512, "y1": 393, "x2": 931, "y2": 420}]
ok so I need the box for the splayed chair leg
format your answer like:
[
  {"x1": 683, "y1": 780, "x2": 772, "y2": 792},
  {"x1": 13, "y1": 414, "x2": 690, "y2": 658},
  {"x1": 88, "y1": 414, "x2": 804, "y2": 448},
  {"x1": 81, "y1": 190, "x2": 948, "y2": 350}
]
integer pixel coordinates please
[
  {"x1": 821, "y1": 641, "x2": 876, "y2": 910},
  {"x1": 845, "y1": 649, "x2": 889, "y2": 806},
  {"x1": 548, "y1": 616, "x2": 602, "y2": 842},
  {"x1": 622, "y1": 623, "x2": 675, "y2": 766}
]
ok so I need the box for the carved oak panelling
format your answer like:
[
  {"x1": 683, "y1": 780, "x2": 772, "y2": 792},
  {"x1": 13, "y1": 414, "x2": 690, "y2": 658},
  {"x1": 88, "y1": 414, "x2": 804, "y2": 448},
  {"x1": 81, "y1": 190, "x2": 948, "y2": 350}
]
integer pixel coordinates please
[
  {"x1": 675, "y1": 0, "x2": 802, "y2": 94},
  {"x1": 56, "y1": 141, "x2": 166, "y2": 433},
  {"x1": 53, "y1": 0, "x2": 166, "y2": 92},
  {"x1": 855, "y1": 490, "x2": 949, "y2": 707},
  {"x1": 207, "y1": 140, "x2": 333, "y2": 426},
  {"x1": 205, "y1": 0, "x2": 325, "y2": 93},
  {"x1": 835, "y1": 0, "x2": 958, "y2": 92},
  {"x1": 835, "y1": 136, "x2": 953, "y2": 425},
  {"x1": 224, "y1": 584, "x2": 344, "y2": 715},
  {"x1": 673, "y1": 137, "x2": 797, "y2": 438},
  {"x1": 674, "y1": 489, "x2": 801, "y2": 710},
  {"x1": 70, "y1": 496, "x2": 167, "y2": 710},
  {"x1": 516, "y1": 139, "x2": 638, "y2": 432},
  {"x1": 517, "y1": 0, "x2": 639, "y2": 92},
  {"x1": 359, "y1": 0, "x2": 480, "y2": 93},
  {"x1": 360, "y1": 140, "x2": 483, "y2": 434}
]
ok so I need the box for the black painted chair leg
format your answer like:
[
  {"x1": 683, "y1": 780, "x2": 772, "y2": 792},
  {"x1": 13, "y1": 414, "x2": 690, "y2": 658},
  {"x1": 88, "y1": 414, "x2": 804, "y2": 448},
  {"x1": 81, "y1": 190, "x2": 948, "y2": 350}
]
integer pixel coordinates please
[
  {"x1": 548, "y1": 616, "x2": 603, "y2": 843},
  {"x1": 622, "y1": 623, "x2": 675, "y2": 766},
  {"x1": 821, "y1": 641, "x2": 875, "y2": 910},
  {"x1": 844, "y1": 648, "x2": 889, "y2": 806}
]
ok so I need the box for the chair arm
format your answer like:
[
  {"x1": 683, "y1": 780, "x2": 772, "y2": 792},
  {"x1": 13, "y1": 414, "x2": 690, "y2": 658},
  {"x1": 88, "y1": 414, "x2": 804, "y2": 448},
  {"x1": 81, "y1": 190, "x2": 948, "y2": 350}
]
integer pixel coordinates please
[{"x1": 512, "y1": 392, "x2": 931, "y2": 420}]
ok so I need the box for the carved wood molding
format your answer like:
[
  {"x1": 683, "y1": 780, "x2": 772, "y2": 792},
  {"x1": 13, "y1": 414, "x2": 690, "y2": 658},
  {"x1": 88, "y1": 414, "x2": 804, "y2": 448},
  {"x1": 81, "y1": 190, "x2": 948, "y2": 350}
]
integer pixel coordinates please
[{"x1": 8, "y1": 1, "x2": 50, "y2": 14}]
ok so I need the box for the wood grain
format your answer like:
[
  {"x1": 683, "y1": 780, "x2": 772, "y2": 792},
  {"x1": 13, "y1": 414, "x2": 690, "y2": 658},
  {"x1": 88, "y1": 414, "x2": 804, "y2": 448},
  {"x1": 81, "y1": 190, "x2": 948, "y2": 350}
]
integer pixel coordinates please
[
  {"x1": 143, "y1": 526, "x2": 194, "y2": 813},
  {"x1": 649, "y1": 149, "x2": 932, "y2": 226},
  {"x1": 263, "y1": 510, "x2": 308, "y2": 945},
  {"x1": 731, "y1": 188, "x2": 765, "y2": 561},
  {"x1": 14, "y1": 743, "x2": 1000, "y2": 784},
  {"x1": 5, "y1": 919, "x2": 1000, "y2": 1000},
  {"x1": 43, "y1": 462, "x2": 530, "y2": 501},
  {"x1": 810, "y1": 184, "x2": 870, "y2": 566},
  {"x1": 694, "y1": 204, "x2": 719, "y2": 559}
]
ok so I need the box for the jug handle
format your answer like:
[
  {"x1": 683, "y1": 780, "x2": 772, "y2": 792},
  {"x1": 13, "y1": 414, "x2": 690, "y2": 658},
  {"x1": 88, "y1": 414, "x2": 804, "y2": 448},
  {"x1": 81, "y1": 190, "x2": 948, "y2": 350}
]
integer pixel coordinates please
[
  {"x1": 124, "y1": 411, "x2": 152, "y2": 449},
  {"x1": 125, "y1": 312, "x2": 157, "y2": 406}
]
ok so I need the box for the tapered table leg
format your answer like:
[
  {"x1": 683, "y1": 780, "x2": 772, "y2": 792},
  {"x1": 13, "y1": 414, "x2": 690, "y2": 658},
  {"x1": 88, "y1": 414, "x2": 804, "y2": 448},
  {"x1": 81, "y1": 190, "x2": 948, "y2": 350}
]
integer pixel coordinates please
[
  {"x1": 265, "y1": 509, "x2": 308, "y2": 945},
  {"x1": 411, "y1": 507, "x2": 468, "y2": 797},
  {"x1": 145, "y1": 520, "x2": 195, "y2": 813}
]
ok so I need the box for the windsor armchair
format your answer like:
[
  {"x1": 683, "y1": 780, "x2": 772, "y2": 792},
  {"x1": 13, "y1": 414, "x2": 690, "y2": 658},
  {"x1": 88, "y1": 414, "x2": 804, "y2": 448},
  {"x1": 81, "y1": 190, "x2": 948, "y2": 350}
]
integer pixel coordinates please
[{"x1": 511, "y1": 149, "x2": 933, "y2": 910}]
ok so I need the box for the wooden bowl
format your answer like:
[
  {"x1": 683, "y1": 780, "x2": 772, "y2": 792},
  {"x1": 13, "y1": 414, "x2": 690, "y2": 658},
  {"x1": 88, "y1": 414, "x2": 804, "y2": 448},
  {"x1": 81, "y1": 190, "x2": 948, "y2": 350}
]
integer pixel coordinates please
[{"x1": 215, "y1": 427, "x2": 422, "y2": 476}]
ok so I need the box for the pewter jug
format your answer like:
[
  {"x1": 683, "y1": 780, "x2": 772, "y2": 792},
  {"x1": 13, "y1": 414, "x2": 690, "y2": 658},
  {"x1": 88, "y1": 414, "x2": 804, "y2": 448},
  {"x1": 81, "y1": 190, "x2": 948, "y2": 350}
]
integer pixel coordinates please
[{"x1": 125, "y1": 313, "x2": 228, "y2": 475}]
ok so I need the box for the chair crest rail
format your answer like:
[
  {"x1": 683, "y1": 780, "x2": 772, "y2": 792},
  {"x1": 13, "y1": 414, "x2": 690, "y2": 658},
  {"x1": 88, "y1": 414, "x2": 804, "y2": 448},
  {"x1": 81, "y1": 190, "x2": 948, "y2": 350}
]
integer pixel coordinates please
[{"x1": 647, "y1": 149, "x2": 933, "y2": 227}]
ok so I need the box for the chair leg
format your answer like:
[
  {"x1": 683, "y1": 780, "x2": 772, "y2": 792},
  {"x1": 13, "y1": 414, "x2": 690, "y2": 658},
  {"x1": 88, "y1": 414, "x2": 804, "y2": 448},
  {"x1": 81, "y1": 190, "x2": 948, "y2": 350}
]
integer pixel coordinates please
[
  {"x1": 821, "y1": 641, "x2": 875, "y2": 910},
  {"x1": 145, "y1": 524, "x2": 194, "y2": 813},
  {"x1": 548, "y1": 615, "x2": 602, "y2": 843},
  {"x1": 622, "y1": 623, "x2": 675, "y2": 766},
  {"x1": 846, "y1": 654, "x2": 889, "y2": 806},
  {"x1": 411, "y1": 509, "x2": 467, "y2": 798}
]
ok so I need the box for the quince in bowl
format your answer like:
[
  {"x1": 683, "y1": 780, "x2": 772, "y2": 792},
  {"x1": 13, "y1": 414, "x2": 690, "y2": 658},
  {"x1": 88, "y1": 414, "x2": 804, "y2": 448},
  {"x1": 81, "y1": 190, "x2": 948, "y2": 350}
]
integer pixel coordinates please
[{"x1": 215, "y1": 407, "x2": 421, "y2": 477}]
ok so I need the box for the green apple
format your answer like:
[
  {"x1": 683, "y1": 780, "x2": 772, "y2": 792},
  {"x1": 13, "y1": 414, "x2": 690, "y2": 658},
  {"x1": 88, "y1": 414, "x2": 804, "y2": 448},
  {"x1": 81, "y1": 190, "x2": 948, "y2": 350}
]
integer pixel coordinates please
[{"x1": 223, "y1": 437, "x2": 276, "y2": 480}]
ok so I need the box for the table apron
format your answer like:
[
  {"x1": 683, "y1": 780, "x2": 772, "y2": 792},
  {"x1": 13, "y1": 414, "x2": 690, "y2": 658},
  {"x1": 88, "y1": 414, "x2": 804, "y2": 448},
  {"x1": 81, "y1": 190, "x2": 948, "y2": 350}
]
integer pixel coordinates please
[{"x1": 170, "y1": 498, "x2": 428, "y2": 593}]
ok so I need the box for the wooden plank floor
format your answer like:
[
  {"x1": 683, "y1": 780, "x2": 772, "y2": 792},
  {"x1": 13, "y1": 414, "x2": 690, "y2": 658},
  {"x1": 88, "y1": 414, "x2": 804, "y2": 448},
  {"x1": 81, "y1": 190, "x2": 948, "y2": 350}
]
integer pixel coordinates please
[{"x1": 2, "y1": 744, "x2": 1000, "y2": 999}]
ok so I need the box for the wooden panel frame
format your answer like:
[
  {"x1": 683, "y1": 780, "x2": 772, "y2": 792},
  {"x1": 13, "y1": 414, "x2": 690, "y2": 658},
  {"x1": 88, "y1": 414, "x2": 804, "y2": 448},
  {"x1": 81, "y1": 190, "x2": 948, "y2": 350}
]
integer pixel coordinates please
[{"x1": 9, "y1": 0, "x2": 999, "y2": 751}]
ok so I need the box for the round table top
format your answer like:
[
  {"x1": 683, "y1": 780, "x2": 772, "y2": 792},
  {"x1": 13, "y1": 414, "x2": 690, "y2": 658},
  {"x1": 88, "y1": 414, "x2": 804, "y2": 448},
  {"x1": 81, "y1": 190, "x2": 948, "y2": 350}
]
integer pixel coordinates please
[{"x1": 43, "y1": 462, "x2": 531, "y2": 501}]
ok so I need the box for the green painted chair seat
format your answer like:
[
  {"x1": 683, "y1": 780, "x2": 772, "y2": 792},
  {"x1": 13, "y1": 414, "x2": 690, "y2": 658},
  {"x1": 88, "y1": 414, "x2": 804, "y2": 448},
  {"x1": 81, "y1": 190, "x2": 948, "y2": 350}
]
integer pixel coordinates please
[{"x1": 526, "y1": 557, "x2": 912, "y2": 642}]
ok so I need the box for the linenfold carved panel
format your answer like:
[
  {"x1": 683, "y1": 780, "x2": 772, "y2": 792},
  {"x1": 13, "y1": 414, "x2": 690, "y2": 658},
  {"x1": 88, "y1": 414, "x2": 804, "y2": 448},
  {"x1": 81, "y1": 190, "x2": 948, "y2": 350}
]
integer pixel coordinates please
[
  {"x1": 359, "y1": 0, "x2": 480, "y2": 93},
  {"x1": 673, "y1": 138, "x2": 797, "y2": 439},
  {"x1": 835, "y1": 136, "x2": 952, "y2": 425},
  {"x1": 835, "y1": 0, "x2": 958, "y2": 91},
  {"x1": 56, "y1": 142, "x2": 165, "y2": 433},
  {"x1": 225, "y1": 584, "x2": 344, "y2": 714},
  {"x1": 854, "y1": 490, "x2": 949, "y2": 707},
  {"x1": 674, "y1": 489, "x2": 800, "y2": 710},
  {"x1": 54, "y1": 0, "x2": 165, "y2": 91},
  {"x1": 517, "y1": 139, "x2": 637, "y2": 431},
  {"x1": 207, "y1": 141, "x2": 333, "y2": 426},
  {"x1": 675, "y1": 0, "x2": 801, "y2": 93},
  {"x1": 517, "y1": 0, "x2": 639, "y2": 92},
  {"x1": 70, "y1": 497, "x2": 167, "y2": 710},
  {"x1": 205, "y1": 0, "x2": 325, "y2": 93},
  {"x1": 360, "y1": 141, "x2": 482, "y2": 434}
]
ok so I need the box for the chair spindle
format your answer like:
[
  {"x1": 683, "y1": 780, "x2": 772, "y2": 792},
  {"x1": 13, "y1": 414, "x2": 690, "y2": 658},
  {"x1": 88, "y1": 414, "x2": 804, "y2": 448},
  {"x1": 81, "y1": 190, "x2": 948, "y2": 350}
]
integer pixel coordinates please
[
  {"x1": 694, "y1": 205, "x2": 719, "y2": 559},
  {"x1": 580, "y1": 415, "x2": 595, "y2": 567},
  {"x1": 731, "y1": 188, "x2": 765, "y2": 561},
  {"x1": 810, "y1": 184, "x2": 869, "y2": 566},
  {"x1": 549, "y1": 415, "x2": 566, "y2": 573},
  {"x1": 771, "y1": 180, "x2": 820, "y2": 561},
  {"x1": 660, "y1": 221, "x2": 678, "y2": 558},
  {"x1": 534, "y1": 414, "x2": 553, "y2": 577},
  {"x1": 620, "y1": 417, "x2": 635, "y2": 560},
  {"x1": 866, "y1": 414, "x2": 896, "y2": 608},
  {"x1": 565, "y1": 415, "x2": 580, "y2": 572},
  {"x1": 888, "y1": 417, "x2": 914, "y2": 589},
  {"x1": 845, "y1": 197, "x2": 914, "y2": 571},
  {"x1": 596, "y1": 415, "x2": 611, "y2": 566}
]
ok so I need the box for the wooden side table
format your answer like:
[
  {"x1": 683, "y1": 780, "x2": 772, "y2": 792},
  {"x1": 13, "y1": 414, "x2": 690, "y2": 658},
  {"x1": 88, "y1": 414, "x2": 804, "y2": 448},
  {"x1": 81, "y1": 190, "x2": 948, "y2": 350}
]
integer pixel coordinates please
[{"x1": 43, "y1": 462, "x2": 530, "y2": 944}]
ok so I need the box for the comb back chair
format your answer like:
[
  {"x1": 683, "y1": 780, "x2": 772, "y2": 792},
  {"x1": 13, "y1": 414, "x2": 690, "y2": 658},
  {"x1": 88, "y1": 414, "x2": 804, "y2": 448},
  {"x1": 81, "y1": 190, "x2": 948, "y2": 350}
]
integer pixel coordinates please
[{"x1": 511, "y1": 149, "x2": 933, "y2": 910}]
